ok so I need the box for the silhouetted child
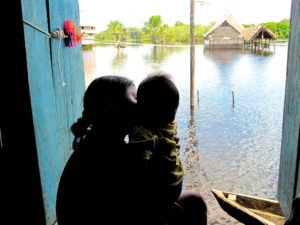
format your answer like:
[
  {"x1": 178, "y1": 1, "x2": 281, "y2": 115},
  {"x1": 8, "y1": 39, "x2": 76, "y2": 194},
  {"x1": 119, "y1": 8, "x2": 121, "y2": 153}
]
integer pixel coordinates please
[{"x1": 128, "y1": 71, "x2": 183, "y2": 224}]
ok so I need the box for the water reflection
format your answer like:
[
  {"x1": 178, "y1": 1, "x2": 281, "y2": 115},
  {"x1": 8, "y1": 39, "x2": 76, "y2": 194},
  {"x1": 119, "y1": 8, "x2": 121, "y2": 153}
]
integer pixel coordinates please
[
  {"x1": 143, "y1": 45, "x2": 185, "y2": 62},
  {"x1": 111, "y1": 48, "x2": 128, "y2": 69},
  {"x1": 182, "y1": 105, "x2": 201, "y2": 189},
  {"x1": 203, "y1": 48, "x2": 245, "y2": 63},
  {"x1": 204, "y1": 48, "x2": 274, "y2": 63},
  {"x1": 250, "y1": 48, "x2": 274, "y2": 56},
  {"x1": 190, "y1": 45, "x2": 195, "y2": 108},
  {"x1": 188, "y1": 105, "x2": 199, "y2": 152},
  {"x1": 82, "y1": 50, "x2": 96, "y2": 83}
]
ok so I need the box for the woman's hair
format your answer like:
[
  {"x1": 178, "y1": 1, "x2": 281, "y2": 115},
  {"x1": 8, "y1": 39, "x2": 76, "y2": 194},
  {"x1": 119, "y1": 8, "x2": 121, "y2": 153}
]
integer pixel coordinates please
[
  {"x1": 137, "y1": 71, "x2": 179, "y2": 126},
  {"x1": 71, "y1": 75, "x2": 134, "y2": 138}
]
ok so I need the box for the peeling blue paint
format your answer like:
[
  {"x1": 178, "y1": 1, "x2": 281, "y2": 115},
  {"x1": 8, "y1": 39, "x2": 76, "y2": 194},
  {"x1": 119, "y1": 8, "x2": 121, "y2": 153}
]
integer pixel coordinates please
[{"x1": 22, "y1": 0, "x2": 85, "y2": 224}]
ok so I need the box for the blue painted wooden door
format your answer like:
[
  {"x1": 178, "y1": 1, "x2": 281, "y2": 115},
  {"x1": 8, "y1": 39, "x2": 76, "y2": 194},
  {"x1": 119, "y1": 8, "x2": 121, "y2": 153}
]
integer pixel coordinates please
[{"x1": 21, "y1": 0, "x2": 85, "y2": 224}]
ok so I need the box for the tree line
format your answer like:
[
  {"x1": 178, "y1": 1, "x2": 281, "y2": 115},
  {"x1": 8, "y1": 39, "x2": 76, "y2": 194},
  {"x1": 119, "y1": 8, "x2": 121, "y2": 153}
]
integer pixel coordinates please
[
  {"x1": 94, "y1": 15, "x2": 290, "y2": 45},
  {"x1": 245, "y1": 19, "x2": 290, "y2": 40}
]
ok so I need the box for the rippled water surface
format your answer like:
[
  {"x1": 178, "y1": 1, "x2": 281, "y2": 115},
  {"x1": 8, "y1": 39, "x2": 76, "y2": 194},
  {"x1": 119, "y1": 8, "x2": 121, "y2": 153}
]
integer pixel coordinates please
[{"x1": 83, "y1": 44, "x2": 288, "y2": 224}]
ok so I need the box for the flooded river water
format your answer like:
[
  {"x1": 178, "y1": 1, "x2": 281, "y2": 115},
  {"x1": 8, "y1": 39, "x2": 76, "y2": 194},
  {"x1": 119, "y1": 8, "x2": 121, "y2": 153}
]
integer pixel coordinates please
[{"x1": 82, "y1": 44, "x2": 288, "y2": 224}]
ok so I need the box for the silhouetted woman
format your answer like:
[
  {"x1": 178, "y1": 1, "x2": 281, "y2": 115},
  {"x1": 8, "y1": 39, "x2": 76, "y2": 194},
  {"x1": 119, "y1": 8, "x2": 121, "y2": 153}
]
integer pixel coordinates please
[
  {"x1": 56, "y1": 76, "x2": 137, "y2": 225},
  {"x1": 56, "y1": 75, "x2": 207, "y2": 225}
]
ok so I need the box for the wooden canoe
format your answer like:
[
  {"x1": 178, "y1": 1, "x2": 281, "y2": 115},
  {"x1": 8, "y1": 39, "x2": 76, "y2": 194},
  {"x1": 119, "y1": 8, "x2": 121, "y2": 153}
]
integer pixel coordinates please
[{"x1": 211, "y1": 188, "x2": 286, "y2": 225}]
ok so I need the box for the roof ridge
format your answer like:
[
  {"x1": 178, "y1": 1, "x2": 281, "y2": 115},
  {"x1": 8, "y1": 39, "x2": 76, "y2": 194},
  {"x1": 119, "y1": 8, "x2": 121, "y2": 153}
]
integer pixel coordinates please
[{"x1": 203, "y1": 11, "x2": 244, "y2": 38}]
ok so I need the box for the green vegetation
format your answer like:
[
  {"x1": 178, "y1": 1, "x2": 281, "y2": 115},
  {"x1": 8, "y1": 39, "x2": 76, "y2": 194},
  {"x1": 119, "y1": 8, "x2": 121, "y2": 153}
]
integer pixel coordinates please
[
  {"x1": 263, "y1": 19, "x2": 290, "y2": 39},
  {"x1": 144, "y1": 15, "x2": 164, "y2": 44},
  {"x1": 107, "y1": 20, "x2": 126, "y2": 41},
  {"x1": 95, "y1": 16, "x2": 289, "y2": 45},
  {"x1": 95, "y1": 15, "x2": 213, "y2": 45},
  {"x1": 243, "y1": 19, "x2": 290, "y2": 39},
  {"x1": 82, "y1": 44, "x2": 94, "y2": 50}
]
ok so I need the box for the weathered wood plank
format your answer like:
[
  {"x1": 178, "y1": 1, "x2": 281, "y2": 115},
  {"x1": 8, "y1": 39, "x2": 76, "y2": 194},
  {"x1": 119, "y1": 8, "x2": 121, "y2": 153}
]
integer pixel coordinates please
[
  {"x1": 47, "y1": 1, "x2": 85, "y2": 222},
  {"x1": 278, "y1": 0, "x2": 300, "y2": 218},
  {"x1": 21, "y1": 0, "x2": 85, "y2": 224},
  {"x1": 48, "y1": 0, "x2": 85, "y2": 152},
  {"x1": 22, "y1": 1, "x2": 58, "y2": 223}
]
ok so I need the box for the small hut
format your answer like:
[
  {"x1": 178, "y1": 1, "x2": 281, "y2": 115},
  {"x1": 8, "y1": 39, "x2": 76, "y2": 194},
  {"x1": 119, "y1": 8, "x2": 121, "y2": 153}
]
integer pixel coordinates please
[
  {"x1": 242, "y1": 25, "x2": 276, "y2": 50},
  {"x1": 203, "y1": 12, "x2": 244, "y2": 49}
]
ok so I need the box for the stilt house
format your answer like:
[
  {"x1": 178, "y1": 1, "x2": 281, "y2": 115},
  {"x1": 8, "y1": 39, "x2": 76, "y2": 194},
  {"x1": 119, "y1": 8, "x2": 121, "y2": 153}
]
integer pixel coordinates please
[
  {"x1": 203, "y1": 12, "x2": 244, "y2": 49},
  {"x1": 242, "y1": 25, "x2": 276, "y2": 50}
]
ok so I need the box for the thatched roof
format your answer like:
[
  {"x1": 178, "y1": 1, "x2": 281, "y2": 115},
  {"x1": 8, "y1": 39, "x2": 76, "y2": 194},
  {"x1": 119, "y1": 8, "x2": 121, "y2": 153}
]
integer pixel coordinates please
[
  {"x1": 203, "y1": 12, "x2": 244, "y2": 39},
  {"x1": 242, "y1": 25, "x2": 276, "y2": 41}
]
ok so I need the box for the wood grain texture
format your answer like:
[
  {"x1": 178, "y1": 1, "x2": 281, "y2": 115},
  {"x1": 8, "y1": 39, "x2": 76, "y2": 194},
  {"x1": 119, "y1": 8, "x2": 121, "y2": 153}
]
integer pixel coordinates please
[
  {"x1": 22, "y1": 0, "x2": 85, "y2": 224},
  {"x1": 278, "y1": 0, "x2": 300, "y2": 218}
]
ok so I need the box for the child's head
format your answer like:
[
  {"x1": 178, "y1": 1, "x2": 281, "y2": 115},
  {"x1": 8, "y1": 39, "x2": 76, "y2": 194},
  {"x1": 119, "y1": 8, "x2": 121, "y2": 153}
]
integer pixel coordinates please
[{"x1": 137, "y1": 71, "x2": 179, "y2": 126}]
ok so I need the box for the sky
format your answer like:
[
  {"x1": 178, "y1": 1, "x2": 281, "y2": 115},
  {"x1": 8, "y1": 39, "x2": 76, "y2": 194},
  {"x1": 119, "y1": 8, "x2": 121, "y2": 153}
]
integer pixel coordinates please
[{"x1": 79, "y1": 0, "x2": 292, "y2": 32}]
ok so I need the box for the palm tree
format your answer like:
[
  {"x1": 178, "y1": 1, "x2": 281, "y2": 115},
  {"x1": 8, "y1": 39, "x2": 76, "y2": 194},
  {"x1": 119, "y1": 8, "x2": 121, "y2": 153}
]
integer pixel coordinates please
[
  {"x1": 144, "y1": 15, "x2": 163, "y2": 44},
  {"x1": 107, "y1": 20, "x2": 126, "y2": 42}
]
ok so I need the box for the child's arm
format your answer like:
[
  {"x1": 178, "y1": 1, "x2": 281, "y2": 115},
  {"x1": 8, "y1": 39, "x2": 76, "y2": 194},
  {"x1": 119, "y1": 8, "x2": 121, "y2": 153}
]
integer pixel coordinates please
[{"x1": 128, "y1": 129, "x2": 158, "y2": 183}]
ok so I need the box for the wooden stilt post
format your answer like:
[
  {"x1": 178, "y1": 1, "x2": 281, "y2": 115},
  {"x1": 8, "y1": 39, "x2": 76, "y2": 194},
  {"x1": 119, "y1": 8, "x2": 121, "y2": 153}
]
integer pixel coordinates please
[{"x1": 190, "y1": 0, "x2": 195, "y2": 108}]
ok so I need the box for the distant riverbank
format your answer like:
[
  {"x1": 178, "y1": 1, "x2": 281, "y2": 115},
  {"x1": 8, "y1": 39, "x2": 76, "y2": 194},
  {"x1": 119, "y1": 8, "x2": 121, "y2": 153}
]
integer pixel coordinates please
[{"x1": 82, "y1": 39, "x2": 288, "y2": 51}]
